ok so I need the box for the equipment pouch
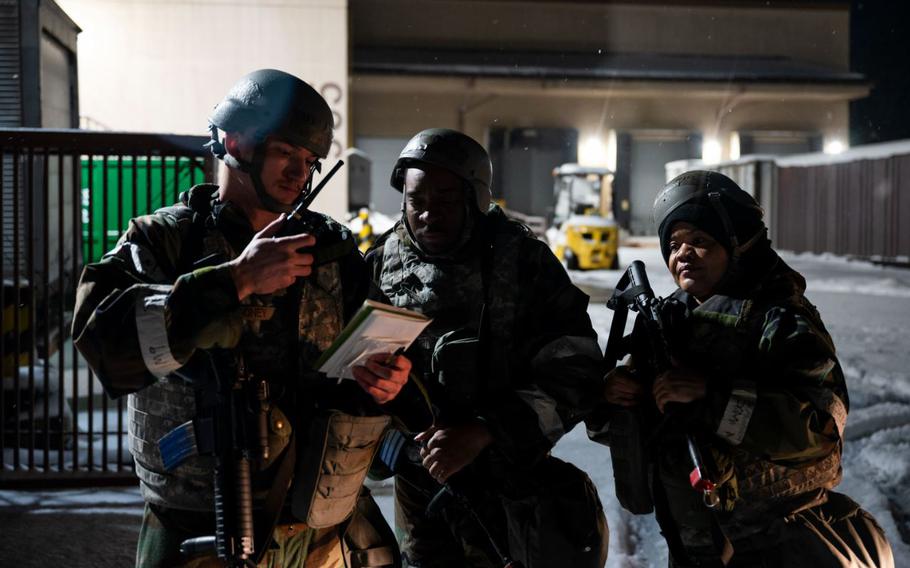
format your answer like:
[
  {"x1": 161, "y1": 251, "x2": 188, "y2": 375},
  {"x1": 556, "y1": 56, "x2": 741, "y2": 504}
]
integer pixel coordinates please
[
  {"x1": 501, "y1": 456, "x2": 609, "y2": 568},
  {"x1": 432, "y1": 327, "x2": 481, "y2": 409},
  {"x1": 291, "y1": 410, "x2": 390, "y2": 528},
  {"x1": 342, "y1": 487, "x2": 402, "y2": 568}
]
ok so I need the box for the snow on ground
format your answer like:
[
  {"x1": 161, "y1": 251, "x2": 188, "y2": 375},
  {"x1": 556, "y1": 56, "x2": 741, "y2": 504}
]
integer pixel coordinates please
[
  {"x1": 0, "y1": 487, "x2": 144, "y2": 516},
  {"x1": 344, "y1": 209, "x2": 398, "y2": 237}
]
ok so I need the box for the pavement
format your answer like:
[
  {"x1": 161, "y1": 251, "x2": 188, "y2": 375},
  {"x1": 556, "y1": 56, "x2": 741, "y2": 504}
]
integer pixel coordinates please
[
  {"x1": 0, "y1": 487, "x2": 144, "y2": 567},
  {"x1": 0, "y1": 481, "x2": 396, "y2": 567}
]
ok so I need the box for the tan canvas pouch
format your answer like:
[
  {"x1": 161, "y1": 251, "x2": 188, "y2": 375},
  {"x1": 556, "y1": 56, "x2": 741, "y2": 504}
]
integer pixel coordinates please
[{"x1": 292, "y1": 410, "x2": 390, "y2": 528}]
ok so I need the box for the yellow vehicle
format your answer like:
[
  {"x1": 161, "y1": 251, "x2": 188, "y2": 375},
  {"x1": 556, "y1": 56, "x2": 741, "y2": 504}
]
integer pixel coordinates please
[{"x1": 549, "y1": 164, "x2": 620, "y2": 270}]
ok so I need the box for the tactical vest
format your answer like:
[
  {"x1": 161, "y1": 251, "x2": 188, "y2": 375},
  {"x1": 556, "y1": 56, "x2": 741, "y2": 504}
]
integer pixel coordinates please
[
  {"x1": 376, "y1": 221, "x2": 522, "y2": 411},
  {"x1": 128, "y1": 187, "x2": 347, "y2": 511},
  {"x1": 662, "y1": 286, "x2": 846, "y2": 546}
]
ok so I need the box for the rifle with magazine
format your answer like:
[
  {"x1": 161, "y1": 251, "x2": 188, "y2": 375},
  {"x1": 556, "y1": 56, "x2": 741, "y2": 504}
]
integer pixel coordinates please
[
  {"x1": 159, "y1": 349, "x2": 264, "y2": 567},
  {"x1": 603, "y1": 260, "x2": 719, "y2": 514}
]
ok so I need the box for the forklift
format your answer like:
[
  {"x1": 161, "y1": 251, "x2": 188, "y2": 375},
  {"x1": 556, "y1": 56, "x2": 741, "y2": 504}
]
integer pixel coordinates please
[{"x1": 548, "y1": 164, "x2": 620, "y2": 270}]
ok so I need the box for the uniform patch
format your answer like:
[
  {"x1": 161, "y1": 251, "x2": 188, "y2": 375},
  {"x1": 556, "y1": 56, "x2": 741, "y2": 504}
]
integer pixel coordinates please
[
  {"x1": 716, "y1": 386, "x2": 757, "y2": 446},
  {"x1": 240, "y1": 306, "x2": 276, "y2": 320},
  {"x1": 135, "y1": 286, "x2": 183, "y2": 377}
]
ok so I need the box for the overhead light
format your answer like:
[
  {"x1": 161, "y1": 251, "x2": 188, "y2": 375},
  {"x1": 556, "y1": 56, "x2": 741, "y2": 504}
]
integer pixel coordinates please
[
  {"x1": 579, "y1": 136, "x2": 608, "y2": 167},
  {"x1": 702, "y1": 138, "x2": 722, "y2": 165},
  {"x1": 824, "y1": 139, "x2": 846, "y2": 155}
]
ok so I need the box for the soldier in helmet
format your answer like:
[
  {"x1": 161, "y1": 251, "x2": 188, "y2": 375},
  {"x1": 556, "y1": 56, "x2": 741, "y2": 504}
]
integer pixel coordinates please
[
  {"x1": 365, "y1": 128, "x2": 609, "y2": 568},
  {"x1": 601, "y1": 170, "x2": 894, "y2": 567},
  {"x1": 72, "y1": 69, "x2": 410, "y2": 567}
]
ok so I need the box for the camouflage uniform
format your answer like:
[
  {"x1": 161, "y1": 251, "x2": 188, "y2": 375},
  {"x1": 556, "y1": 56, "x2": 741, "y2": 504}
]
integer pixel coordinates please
[
  {"x1": 73, "y1": 184, "x2": 394, "y2": 568},
  {"x1": 366, "y1": 206, "x2": 607, "y2": 568},
  {"x1": 627, "y1": 253, "x2": 894, "y2": 567}
]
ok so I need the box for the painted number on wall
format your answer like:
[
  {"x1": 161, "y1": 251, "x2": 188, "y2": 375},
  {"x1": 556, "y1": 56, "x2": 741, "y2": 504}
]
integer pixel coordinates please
[{"x1": 320, "y1": 82, "x2": 344, "y2": 159}]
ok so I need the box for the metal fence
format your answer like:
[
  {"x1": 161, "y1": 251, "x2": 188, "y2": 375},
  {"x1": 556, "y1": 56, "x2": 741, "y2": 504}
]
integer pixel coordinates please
[
  {"x1": 712, "y1": 144, "x2": 910, "y2": 264},
  {"x1": 776, "y1": 154, "x2": 910, "y2": 262},
  {"x1": 1, "y1": 128, "x2": 213, "y2": 487}
]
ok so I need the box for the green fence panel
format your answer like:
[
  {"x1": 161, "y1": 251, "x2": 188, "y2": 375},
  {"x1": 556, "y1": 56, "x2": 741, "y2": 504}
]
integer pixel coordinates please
[{"x1": 80, "y1": 156, "x2": 207, "y2": 263}]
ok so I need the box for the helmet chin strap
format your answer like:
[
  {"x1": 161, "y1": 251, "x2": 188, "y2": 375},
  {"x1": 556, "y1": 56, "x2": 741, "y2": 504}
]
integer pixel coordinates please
[
  {"x1": 707, "y1": 191, "x2": 766, "y2": 292},
  {"x1": 246, "y1": 142, "x2": 294, "y2": 214},
  {"x1": 210, "y1": 126, "x2": 308, "y2": 215}
]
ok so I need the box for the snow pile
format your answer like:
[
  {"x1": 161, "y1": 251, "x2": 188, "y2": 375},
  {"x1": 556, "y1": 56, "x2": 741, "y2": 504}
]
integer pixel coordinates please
[
  {"x1": 343, "y1": 209, "x2": 398, "y2": 237},
  {"x1": 807, "y1": 277, "x2": 910, "y2": 298},
  {"x1": 0, "y1": 487, "x2": 144, "y2": 517}
]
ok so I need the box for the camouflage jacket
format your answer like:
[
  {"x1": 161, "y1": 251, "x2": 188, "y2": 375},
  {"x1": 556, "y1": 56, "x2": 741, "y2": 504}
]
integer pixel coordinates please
[
  {"x1": 366, "y1": 206, "x2": 604, "y2": 469},
  {"x1": 72, "y1": 184, "x2": 370, "y2": 509},
  {"x1": 642, "y1": 254, "x2": 848, "y2": 547}
]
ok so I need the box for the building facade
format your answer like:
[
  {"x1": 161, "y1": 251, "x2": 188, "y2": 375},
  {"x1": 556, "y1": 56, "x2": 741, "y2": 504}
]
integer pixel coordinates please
[
  {"x1": 54, "y1": 0, "x2": 350, "y2": 218},
  {"x1": 350, "y1": 0, "x2": 868, "y2": 233},
  {"x1": 51, "y1": 0, "x2": 867, "y2": 231}
]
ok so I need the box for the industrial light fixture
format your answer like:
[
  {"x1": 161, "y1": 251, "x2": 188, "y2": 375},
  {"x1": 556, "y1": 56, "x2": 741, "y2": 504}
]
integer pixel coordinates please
[
  {"x1": 824, "y1": 139, "x2": 846, "y2": 155},
  {"x1": 579, "y1": 136, "x2": 609, "y2": 167},
  {"x1": 702, "y1": 138, "x2": 722, "y2": 165}
]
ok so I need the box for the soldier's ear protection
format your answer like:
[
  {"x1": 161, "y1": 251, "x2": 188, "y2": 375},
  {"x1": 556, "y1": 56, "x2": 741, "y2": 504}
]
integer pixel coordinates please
[
  {"x1": 205, "y1": 124, "x2": 227, "y2": 160},
  {"x1": 390, "y1": 160, "x2": 411, "y2": 192}
]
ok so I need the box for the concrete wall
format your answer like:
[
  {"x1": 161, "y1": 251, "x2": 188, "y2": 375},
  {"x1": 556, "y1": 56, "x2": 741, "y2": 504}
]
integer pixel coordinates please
[
  {"x1": 351, "y1": 0, "x2": 850, "y2": 69},
  {"x1": 55, "y1": 0, "x2": 350, "y2": 217}
]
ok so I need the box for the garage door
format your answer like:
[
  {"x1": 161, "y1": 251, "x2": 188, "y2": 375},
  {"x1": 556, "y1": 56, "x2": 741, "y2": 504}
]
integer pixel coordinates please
[
  {"x1": 354, "y1": 137, "x2": 411, "y2": 217},
  {"x1": 629, "y1": 134, "x2": 699, "y2": 234}
]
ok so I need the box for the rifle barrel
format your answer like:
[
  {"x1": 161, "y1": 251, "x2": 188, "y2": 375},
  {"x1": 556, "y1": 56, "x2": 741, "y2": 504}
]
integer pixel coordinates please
[{"x1": 628, "y1": 260, "x2": 655, "y2": 308}]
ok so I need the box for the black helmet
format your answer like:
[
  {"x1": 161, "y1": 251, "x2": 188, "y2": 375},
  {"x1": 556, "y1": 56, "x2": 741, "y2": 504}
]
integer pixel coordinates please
[
  {"x1": 653, "y1": 170, "x2": 765, "y2": 263},
  {"x1": 390, "y1": 128, "x2": 492, "y2": 214},
  {"x1": 207, "y1": 69, "x2": 333, "y2": 213},
  {"x1": 209, "y1": 69, "x2": 333, "y2": 158}
]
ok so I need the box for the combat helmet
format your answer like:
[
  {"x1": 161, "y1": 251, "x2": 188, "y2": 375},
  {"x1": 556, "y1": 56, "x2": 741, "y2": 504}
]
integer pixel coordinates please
[
  {"x1": 390, "y1": 128, "x2": 493, "y2": 214},
  {"x1": 653, "y1": 170, "x2": 766, "y2": 264},
  {"x1": 207, "y1": 69, "x2": 334, "y2": 213}
]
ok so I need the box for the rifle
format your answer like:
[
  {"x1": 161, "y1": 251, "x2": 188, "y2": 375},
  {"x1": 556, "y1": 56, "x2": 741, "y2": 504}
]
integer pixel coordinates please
[
  {"x1": 157, "y1": 160, "x2": 346, "y2": 566},
  {"x1": 604, "y1": 260, "x2": 718, "y2": 513},
  {"x1": 158, "y1": 350, "x2": 263, "y2": 567}
]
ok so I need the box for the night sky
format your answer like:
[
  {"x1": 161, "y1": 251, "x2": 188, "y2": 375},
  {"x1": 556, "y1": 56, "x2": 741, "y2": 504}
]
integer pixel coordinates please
[{"x1": 850, "y1": 2, "x2": 910, "y2": 145}]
